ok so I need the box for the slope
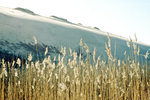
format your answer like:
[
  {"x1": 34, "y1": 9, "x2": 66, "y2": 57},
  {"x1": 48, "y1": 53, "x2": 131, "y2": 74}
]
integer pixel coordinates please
[{"x1": 0, "y1": 6, "x2": 149, "y2": 62}]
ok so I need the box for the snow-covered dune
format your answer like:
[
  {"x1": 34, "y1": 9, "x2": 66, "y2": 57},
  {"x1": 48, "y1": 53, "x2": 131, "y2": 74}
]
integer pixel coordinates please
[{"x1": 0, "y1": 6, "x2": 149, "y2": 62}]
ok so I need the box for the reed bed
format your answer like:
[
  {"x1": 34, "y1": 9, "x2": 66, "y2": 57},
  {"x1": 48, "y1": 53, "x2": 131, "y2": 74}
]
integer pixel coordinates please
[{"x1": 0, "y1": 35, "x2": 150, "y2": 100}]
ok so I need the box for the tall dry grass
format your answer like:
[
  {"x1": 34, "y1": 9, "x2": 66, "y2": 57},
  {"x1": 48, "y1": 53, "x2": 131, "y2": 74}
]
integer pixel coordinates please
[{"x1": 0, "y1": 35, "x2": 150, "y2": 100}]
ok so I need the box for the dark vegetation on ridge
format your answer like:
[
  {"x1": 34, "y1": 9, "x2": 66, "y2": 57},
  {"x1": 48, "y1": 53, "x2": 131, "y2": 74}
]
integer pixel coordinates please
[{"x1": 14, "y1": 7, "x2": 38, "y2": 15}]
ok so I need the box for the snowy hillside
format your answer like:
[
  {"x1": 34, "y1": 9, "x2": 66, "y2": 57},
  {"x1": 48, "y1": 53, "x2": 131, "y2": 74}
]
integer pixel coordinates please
[{"x1": 0, "y1": 6, "x2": 149, "y2": 62}]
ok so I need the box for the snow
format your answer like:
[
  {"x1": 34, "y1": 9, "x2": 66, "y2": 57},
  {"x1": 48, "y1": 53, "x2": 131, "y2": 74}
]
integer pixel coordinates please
[{"x1": 0, "y1": 6, "x2": 149, "y2": 62}]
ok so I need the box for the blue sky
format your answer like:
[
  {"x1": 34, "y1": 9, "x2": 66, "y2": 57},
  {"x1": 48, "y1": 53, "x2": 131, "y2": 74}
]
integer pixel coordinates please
[{"x1": 0, "y1": 0, "x2": 150, "y2": 45}]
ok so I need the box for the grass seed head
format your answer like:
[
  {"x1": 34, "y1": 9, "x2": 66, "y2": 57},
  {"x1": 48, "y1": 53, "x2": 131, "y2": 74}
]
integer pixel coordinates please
[
  {"x1": 33, "y1": 36, "x2": 37, "y2": 45},
  {"x1": 15, "y1": 70, "x2": 18, "y2": 77},
  {"x1": 144, "y1": 51, "x2": 149, "y2": 59},
  {"x1": 80, "y1": 38, "x2": 83, "y2": 47},
  {"x1": 44, "y1": 47, "x2": 48, "y2": 56},
  {"x1": 17, "y1": 58, "x2": 21, "y2": 67},
  {"x1": 126, "y1": 40, "x2": 130, "y2": 48},
  {"x1": 28, "y1": 53, "x2": 32, "y2": 61},
  {"x1": 93, "y1": 48, "x2": 96, "y2": 63},
  {"x1": 58, "y1": 83, "x2": 67, "y2": 92}
]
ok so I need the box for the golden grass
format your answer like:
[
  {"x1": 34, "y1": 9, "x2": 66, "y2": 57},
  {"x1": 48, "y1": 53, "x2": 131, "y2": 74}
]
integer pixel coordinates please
[{"x1": 0, "y1": 36, "x2": 150, "y2": 100}]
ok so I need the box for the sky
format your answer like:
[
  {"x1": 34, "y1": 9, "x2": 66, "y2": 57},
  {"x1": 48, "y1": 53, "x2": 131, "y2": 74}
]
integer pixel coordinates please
[{"x1": 0, "y1": 0, "x2": 150, "y2": 45}]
